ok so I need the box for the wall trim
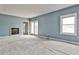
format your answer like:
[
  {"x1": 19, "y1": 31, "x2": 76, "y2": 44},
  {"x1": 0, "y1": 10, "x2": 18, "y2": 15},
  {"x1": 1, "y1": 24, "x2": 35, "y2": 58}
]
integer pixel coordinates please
[{"x1": 38, "y1": 35, "x2": 79, "y2": 46}]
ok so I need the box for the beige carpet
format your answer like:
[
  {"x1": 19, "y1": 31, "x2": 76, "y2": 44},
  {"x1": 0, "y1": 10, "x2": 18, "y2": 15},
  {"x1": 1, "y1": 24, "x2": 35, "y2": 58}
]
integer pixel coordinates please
[{"x1": 0, "y1": 35, "x2": 79, "y2": 55}]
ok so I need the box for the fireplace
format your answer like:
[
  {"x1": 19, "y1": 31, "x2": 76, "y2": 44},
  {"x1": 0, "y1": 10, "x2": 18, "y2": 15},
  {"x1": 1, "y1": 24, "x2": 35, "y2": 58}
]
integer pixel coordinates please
[{"x1": 11, "y1": 28, "x2": 19, "y2": 35}]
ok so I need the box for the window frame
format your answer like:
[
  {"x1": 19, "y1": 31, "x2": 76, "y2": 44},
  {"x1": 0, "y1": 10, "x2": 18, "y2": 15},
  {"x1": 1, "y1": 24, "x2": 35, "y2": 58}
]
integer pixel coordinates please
[
  {"x1": 30, "y1": 20, "x2": 35, "y2": 34},
  {"x1": 30, "y1": 20, "x2": 38, "y2": 35},
  {"x1": 35, "y1": 20, "x2": 38, "y2": 35},
  {"x1": 60, "y1": 13, "x2": 77, "y2": 35}
]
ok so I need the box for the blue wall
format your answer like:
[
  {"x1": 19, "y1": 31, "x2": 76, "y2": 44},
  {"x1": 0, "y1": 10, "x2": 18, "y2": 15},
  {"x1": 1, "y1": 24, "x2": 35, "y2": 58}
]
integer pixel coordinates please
[
  {"x1": 30, "y1": 5, "x2": 79, "y2": 42},
  {"x1": 0, "y1": 14, "x2": 24, "y2": 36}
]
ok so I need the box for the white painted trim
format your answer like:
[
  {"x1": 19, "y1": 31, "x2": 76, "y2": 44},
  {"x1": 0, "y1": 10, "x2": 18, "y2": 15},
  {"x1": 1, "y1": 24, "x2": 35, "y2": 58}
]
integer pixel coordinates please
[{"x1": 38, "y1": 35, "x2": 79, "y2": 45}]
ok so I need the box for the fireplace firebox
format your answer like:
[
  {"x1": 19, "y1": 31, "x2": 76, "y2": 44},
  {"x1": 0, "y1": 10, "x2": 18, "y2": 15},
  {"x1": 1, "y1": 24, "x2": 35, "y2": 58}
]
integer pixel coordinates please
[{"x1": 11, "y1": 28, "x2": 19, "y2": 35}]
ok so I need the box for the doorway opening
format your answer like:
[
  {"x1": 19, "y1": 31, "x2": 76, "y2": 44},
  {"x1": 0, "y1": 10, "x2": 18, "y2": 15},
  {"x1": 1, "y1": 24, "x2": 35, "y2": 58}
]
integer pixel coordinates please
[{"x1": 23, "y1": 22, "x2": 28, "y2": 35}]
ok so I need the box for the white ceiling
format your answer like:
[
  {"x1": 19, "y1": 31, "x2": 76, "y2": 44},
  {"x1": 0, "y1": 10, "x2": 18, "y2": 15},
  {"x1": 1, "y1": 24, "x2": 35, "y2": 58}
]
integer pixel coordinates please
[{"x1": 0, "y1": 4, "x2": 76, "y2": 18}]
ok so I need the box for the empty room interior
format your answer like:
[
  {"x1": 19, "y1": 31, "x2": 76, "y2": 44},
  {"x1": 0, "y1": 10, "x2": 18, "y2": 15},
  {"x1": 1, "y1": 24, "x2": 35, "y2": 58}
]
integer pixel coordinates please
[{"x1": 0, "y1": 4, "x2": 79, "y2": 55}]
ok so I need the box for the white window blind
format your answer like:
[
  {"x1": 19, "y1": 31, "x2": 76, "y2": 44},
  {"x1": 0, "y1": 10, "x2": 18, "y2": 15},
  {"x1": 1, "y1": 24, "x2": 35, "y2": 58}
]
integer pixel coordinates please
[
  {"x1": 35, "y1": 20, "x2": 38, "y2": 34},
  {"x1": 30, "y1": 20, "x2": 38, "y2": 35},
  {"x1": 60, "y1": 13, "x2": 77, "y2": 35},
  {"x1": 31, "y1": 21, "x2": 34, "y2": 34}
]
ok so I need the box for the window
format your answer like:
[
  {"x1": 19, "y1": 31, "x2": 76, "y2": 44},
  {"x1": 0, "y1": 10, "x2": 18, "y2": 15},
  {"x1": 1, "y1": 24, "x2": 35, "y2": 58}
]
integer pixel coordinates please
[
  {"x1": 30, "y1": 20, "x2": 38, "y2": 35},
  {"x1": 31, "y1": 21, "x2": 34, "y2": 34},
  {"x1": 35, "y1": 20, "x2": 38, "y2": 34},
  {"x1": 60, "y1": 13, "x2": 77, "y2": 35},
  {"x1": 23, "y1": 23, "x2": 25, "y2": 33}
]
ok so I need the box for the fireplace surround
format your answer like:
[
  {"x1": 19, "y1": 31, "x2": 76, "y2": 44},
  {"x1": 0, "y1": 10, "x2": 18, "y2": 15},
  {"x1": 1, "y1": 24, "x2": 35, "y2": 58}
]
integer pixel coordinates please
[{"x1": 11, "y1": 28, "x2": 19, "y2": 35}]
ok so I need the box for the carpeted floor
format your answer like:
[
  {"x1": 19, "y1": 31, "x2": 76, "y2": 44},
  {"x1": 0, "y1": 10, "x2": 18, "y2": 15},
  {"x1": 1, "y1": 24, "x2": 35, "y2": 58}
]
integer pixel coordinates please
[{"x1": 0, "y1": 35, "x2": 79, "y2": 55}]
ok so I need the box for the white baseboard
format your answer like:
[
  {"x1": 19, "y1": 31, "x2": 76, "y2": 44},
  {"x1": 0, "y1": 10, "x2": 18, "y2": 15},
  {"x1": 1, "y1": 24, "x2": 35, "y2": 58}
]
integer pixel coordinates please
[{"x1": 38, "y1": 35, "x2": 79, "y2": 45}]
